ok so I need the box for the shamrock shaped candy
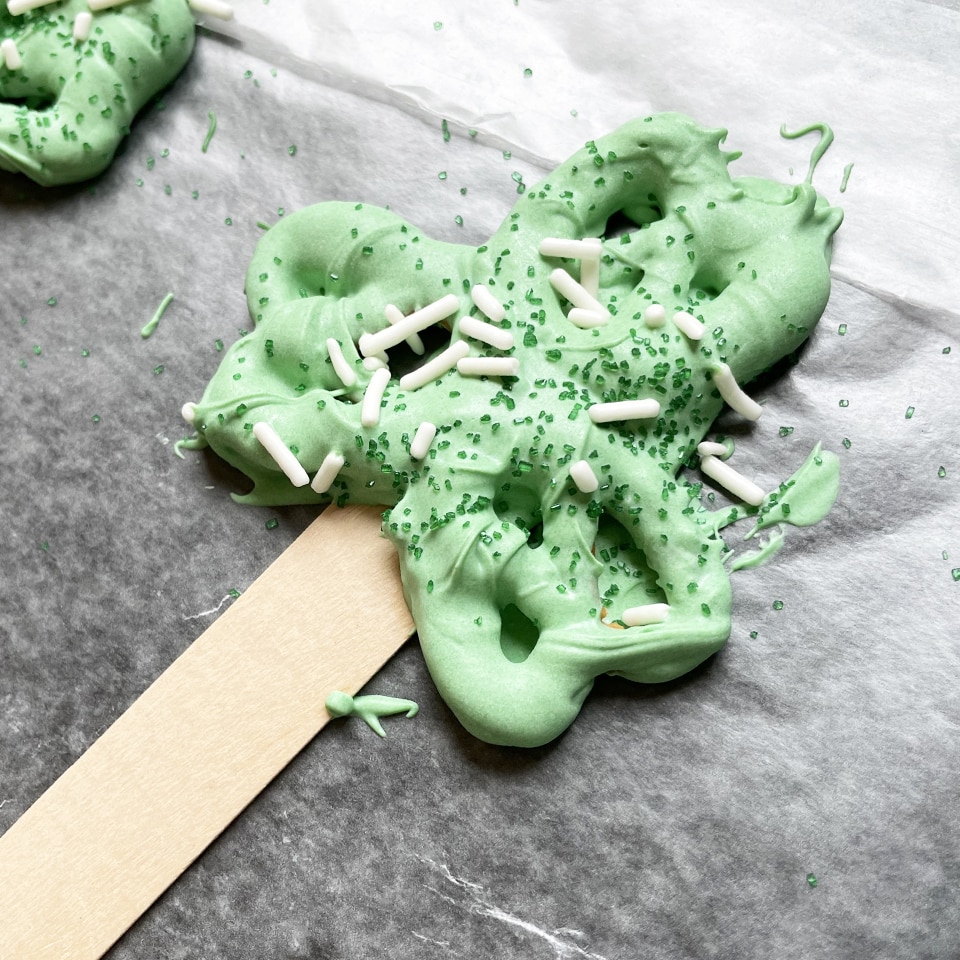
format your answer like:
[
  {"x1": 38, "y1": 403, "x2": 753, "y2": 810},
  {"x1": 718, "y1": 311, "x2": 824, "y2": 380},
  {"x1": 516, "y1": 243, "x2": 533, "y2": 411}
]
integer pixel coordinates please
[
  {"x1": 0, "y1": 0, "x2": 195, "y2": 185},
  {"x1": 183, "y1": 113, "x2": 843, "y2": 747}
]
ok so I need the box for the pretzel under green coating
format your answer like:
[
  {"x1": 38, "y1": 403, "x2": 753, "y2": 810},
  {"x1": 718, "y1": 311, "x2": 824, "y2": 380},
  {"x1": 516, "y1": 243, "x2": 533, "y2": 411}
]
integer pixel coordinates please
[
  {"x1": 0, "y1": 0, "x2": 194, "y2": 186},
  {"x1": 184, "y1": 113, "x2": 843, "y2": 747}
]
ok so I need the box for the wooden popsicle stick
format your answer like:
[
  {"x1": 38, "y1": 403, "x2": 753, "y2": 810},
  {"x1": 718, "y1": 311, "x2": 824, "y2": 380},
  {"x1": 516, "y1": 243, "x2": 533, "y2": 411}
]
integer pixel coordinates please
[{"x1": 0, "y1": 504, "x2": 414, "y2": 960}]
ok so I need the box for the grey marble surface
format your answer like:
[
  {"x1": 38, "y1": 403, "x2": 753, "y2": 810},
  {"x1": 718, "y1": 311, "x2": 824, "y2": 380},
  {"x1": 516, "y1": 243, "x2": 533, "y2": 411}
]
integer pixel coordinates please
[{"x1": 2, "y1": 2, "x2": 959, "y2": 958}]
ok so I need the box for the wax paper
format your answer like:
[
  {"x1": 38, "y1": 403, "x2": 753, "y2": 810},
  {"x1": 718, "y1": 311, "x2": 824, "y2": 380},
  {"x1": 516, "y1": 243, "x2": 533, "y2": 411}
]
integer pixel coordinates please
[{"x1": 1, "y1": 1, "x2": 958, "y2": 957}]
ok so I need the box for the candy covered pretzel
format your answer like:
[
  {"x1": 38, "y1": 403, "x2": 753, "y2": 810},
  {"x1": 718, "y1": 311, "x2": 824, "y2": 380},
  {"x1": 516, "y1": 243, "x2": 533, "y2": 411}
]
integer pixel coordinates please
[
  {"x1": 0, "y1": 0, "x2": 195, "y2": 185},
  {"x1": 183, "y1": 113, "x2": 843, "y2": 747}
]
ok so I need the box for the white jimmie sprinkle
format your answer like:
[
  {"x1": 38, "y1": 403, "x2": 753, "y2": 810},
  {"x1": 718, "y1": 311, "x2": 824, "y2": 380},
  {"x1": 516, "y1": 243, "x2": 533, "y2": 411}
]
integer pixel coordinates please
[
  {"x1": 409, "y1": 421, "x2": 437, "y2": 461},
  {"x1": 326, "y1": 338, "x2": 357, "y2": 388},
  {"x1": 622, "y1": 603, "x2": 670, "y2": 627},
  {"x1": 399, "y1": 340, "x2": 469, "y2": 391},
  {"x1": 549, "y1": 268, "x2": 608, "y2": 316},
  {"x1": 72, "y1": 10, "x2": 93, "y2": 40},
  {"x1": 569, "y1": 459, "x2": 599, "y2": 493},
  {"x1": 644, "y1": 304, "x2": 666, "y2": 328},
  {"x1": 588, "y1": 398, "x2": 660, "y2": 423},
  {"x1": 1, "y1": 38, "x2": 22, "y2": 70},
  {"x1": 539, "y1": 237, "x2": 602, "y2": 260},
  {"x1": 470, "y1": 284, "x2": 506, "y2": 323},
  {"x1": 459, "y1": 314, "x2": 515, "y2": 351},
  {"x1": 700, "y1": 454, "x2": 765, "y2": 506},
  {"x1": 580, "y1": 256, "x2": 600, "y2": 297},
  {"x1": 310, "y1": 451, "x2": 345, "y2": 494},
  {"x1": 359, "y1": 293, "x2": 458, "y2": 357},
  {"x1": 252, "y1": 422, "x2": 309, "y2": 487},
  {"x1": 697, "y1": 440, "x2": 729, "y2": 458},
  {"x1": 456, "y1": 356, "x2": 520, "y2": 378},
  {"x1": 385, "y1": 303, "x2": 425, "y2": 356},
  {"x1": 360, "y1": 366, "x2": 391, "y2": 427},
  {"x1": 567, "y1": 307, "x2": 609, "y2": 329},
  {"x1": 87, "y1": 0, "x2": 137, "y2": 10},
  {"x1": 188, "y1": 0, "x2": 235, "y2": 18},
  {"x1": 672, "y1": 310, "x2": 705, "y2": 341},
  {"x1": 711, "y1": 362, "x2": 763, "y2": 420},
  {"x1": 7, "y1": 0, "x2": 60, "y2": 14}
]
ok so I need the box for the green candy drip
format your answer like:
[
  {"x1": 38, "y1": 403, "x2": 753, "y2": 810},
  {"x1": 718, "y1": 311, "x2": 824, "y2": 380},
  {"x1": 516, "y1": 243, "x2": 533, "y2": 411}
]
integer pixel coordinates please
[
  {"x1": 779, "y1": 121, "x2": 835, "y2": 186},
  {"x1": 0, "y1": 0, "x2": 195, "y2": 186},
  {"x1": 325, "y1": 691, "x2": 419, "y2": 738},
  {"x1": 187, "y1": 114, "x2": 843, "y2": 747}
]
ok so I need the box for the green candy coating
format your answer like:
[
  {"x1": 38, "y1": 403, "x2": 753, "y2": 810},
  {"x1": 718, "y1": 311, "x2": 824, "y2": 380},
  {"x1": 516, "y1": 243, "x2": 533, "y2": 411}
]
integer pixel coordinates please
[
  {"x1": 188, "y1": 114, "x2": 843, "y2": 747},
  {"x1": 0, "y1": 0, "x2": 195, "y2": 186}
]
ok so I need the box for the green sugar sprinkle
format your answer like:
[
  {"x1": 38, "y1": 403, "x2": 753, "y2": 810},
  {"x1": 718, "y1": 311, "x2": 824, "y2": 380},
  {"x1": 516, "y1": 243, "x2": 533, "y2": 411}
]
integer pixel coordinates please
[
  {"x1": 201, "y1": 111, "x2": 217, "y2": 153},
  {"x1": 141, "y1": 292, "x2": 174, "y2": 339},
  {"x1": 265, "y1": 517, "x2": 279, "y2": 530},
  {"x1": 806, "y1": 873, "x2": 818, "y2": 889},
  {"x1": 905, "y1": 406, "x2": 916, "y2": 419}
]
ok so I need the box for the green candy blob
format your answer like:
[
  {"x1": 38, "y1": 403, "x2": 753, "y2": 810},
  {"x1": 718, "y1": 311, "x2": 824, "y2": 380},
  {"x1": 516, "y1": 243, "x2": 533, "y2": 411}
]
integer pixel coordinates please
[
  {"x1": 0, "y1": 0, "x2": 195, "y2": 186},
  {"x1": 185, "y1": 113, "x2": 843, "y2": 747}
]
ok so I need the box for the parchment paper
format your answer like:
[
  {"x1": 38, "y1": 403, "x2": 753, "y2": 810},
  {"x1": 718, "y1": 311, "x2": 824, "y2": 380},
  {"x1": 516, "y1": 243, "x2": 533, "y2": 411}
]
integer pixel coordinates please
[{"x1": 2, "y1": 1, "x2": 957, "y2": 957}]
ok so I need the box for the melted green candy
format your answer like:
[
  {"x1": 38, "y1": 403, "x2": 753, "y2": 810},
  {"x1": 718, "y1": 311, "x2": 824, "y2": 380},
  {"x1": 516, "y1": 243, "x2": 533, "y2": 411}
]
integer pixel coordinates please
[
  {"x1": 186, "y1": 114, "x2": 843, "y2": 747},
  {"x1": 0, "y1": 0, "x2": 195, "y2": 185}
]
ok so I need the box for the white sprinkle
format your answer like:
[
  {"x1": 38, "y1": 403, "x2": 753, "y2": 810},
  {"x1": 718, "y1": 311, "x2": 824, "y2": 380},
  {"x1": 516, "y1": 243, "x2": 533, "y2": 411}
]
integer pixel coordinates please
[
  {"x1": 457, "y1": 356, "x2": 520, "y2": 378},
  {"x1": 580, "y1": 256, "x2": 600, "y2": 298},
  {"x1": 252, "y1": 422, "x2": 309, "y2": 487},
  {"x1": 6, "y1": 0, "x2": 59, "y2": 14},
  {"x1": 180, "y1": 401, "x2": 197, "y2": 425},
  {"x1": 459, "y1": 314, "x2": 515, "y2": 351},
  {"x1": 188, "y1": 0, "x2": 234, "y2": 18},
  {"x1": 549, "y1": 268, "x2": 608, "y2": 315},
  {"x1": 672, "y1": 310, "x2": 705, "y2": 341},
  {"x1": 697, "y1": 441, "x2": 728, "y2": 458},
  {"x1": 326, "y1": 338, "x2": 357, "y2": 389},
  {"x1": 362, "y1": 356, "x2": 386, "y2": 371},
  {"x1": 588, "y1": 399, "x2": 660, "y2": 423},
  {"x1": 360, "y1": 366, "x2": 391, "y2": 427},
  {"x1": 310, "y1": 451, "x2": 345, "y2": 494},
  {"x1": 569, "y1": 459, "x2": 599, "y2": 494},
  {"x1": 409, "y1": 421, "x2": 438, "y2": 461},
  {"x1": 539, "y1": 237, "x2": 602, "y2": 260},
  {"x1": 399, "y1": 340, "x2": 469, "y2": 391},
  {"x1": 72, "y1": 10, "x2": 93, "y2": 40},
  {"x1": 622, "y1": 603, "x2": 670, "y2": 627},
  {"x1": 385, "y1": 303, "x2": 425, "y2": 355},
  {"x1": 359, "y1": 293, "x2": 459, "y2": 357},
  {"x1": 644, "y1": 304, "x2": 666, "y2": 328},
  {"x1": 1, "y1": 38, "x2": 22, "y2": 70},
  {"x1": 87, "y1": 0, "x2": 136, "y2": 10},
  {"x1": 470, "y1": 284, "x2": 506, "y2": 323},
  {"x1": 711, "y1": 362, "x2": 763, "y2": 420},
  {"x1": 567, "y1": 307, "x2": 609, "y2": 329},
  {"x1": 700, "y1": 454, "x2": 765, "y2": 506}
]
